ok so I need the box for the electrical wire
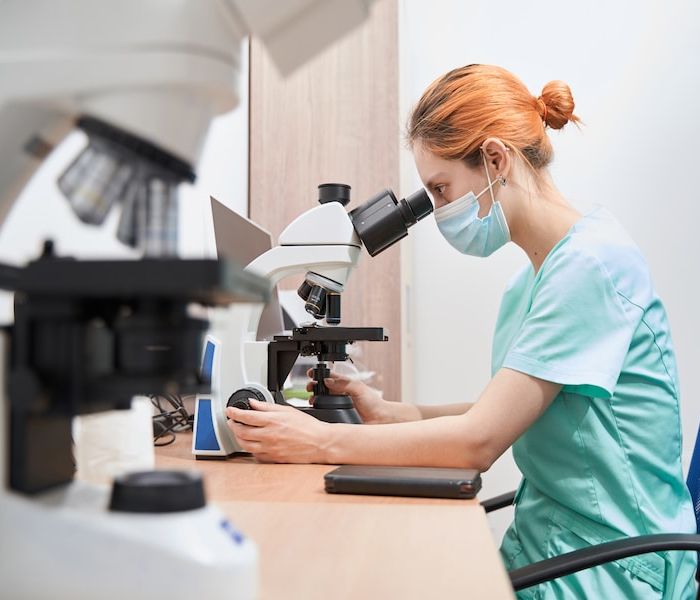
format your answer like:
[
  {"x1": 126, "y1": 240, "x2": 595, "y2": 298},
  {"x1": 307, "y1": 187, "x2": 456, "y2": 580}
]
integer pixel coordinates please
[{"x1": 150, "y1": 393, "x2": 193, "y2": 447}]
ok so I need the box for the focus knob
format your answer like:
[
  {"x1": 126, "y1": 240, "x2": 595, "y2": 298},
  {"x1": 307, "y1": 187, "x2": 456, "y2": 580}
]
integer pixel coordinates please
[{"x1": 227, "y1": 388, "x2": 267, "y2": 413}]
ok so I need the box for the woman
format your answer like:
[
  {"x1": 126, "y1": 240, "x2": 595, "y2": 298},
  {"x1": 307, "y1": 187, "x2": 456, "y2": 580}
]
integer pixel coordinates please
[{"x1": 227, "y1": 64, "x2": 697, "y2": 598}]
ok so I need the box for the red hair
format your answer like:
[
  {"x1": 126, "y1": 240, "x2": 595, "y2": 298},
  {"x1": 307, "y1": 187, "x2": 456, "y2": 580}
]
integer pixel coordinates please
[{"x1": 407, "y1": 64, "x2": 580, "y2": 171}]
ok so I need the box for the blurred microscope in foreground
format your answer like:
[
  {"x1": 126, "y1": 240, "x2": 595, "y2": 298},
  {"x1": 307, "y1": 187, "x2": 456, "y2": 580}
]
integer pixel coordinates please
[{"x1": 0, "y1": 1, "x2": 376, "y2": 598}]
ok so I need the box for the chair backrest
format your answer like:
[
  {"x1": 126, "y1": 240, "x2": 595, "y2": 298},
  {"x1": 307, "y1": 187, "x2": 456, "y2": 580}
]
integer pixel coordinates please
[{"x1": 687, "y1": 424, "x2": 700, "y2": 533}]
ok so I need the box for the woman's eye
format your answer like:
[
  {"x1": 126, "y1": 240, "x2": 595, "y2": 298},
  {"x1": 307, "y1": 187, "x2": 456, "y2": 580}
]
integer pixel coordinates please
[{"x1": 434, "y1": 185, "x2": 446, "y2": 195}]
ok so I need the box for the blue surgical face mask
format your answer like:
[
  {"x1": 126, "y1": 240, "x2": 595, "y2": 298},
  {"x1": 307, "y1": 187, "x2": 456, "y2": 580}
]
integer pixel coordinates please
[{"x1": 433, "y1": 153, "x2": 510, "y2": 257}]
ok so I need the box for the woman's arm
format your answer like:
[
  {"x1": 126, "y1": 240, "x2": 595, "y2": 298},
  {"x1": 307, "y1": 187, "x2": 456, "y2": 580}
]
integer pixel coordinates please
[
  {"x1": 372, "y1": 401, "x2": 475, "y2": 422},
  {"x1": 326, "y1": 368, "x2": 561, "y2": 469},
  {"x1": 414, "y1": 403, "x2": 474, "y2": 419},
  {"x1": 308, "y1": 370, "x2": 474, "y2": 422},
  {"x1": 228, "y1": 367, "x2": 562, "y2": 469}
]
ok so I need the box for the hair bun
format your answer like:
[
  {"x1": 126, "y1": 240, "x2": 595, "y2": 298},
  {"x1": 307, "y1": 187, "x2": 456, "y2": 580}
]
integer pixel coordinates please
[{"x1": 537, "y1": 81, "x2": 579, "y2": 130}]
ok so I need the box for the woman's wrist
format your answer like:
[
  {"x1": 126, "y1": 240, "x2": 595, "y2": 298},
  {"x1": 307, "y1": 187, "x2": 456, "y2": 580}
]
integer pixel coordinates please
[{"x1": 321, "y1": 422, "x2": 349, "y2": 464}]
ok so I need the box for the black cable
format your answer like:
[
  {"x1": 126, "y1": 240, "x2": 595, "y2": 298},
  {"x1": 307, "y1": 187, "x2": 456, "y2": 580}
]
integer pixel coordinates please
[{"x1": 150, "y1": 393, "x2": 193, "y2": 446}]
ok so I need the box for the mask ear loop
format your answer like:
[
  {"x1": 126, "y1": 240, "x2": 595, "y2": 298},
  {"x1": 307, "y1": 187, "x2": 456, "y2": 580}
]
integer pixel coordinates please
[
  {"x1": 476, "y1": 148, "x2": 501, "y2": 206},
  {"x1": 484, "y1": 151, "x2": 497, "y2": 208}
]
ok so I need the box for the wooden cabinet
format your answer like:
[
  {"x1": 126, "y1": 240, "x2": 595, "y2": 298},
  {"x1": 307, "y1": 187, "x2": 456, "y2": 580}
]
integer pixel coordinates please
[{"x1": 248, "y1": 0, "x2": 401, "y2": 403}]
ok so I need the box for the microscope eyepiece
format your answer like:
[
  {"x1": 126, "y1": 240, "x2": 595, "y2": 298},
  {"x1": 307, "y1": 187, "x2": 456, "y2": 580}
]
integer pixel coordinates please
[
  {"x1": 403, "y1": 188, "x2": 434, "y2": 222},
  {"x1": 349, "y1": 188, "x2": 433, "y2": 257}
]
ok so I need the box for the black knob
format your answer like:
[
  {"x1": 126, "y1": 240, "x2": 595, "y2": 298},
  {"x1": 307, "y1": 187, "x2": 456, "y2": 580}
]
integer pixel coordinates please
[
  {"x1": 318, "y1": 183, "x2": 351, "y2": 207},
  {"x1": 41, "y1": 239, "x2": 56, "y2": 258},
  {"x1": 227, "y1": 388, "x2": 267, "y2": 415},
  {"x1": 229, "y1": 398, "x2": 252, "y2": 410},
  {"x1": 109, "y1": 470, "x2": 205, "y2": 513}
]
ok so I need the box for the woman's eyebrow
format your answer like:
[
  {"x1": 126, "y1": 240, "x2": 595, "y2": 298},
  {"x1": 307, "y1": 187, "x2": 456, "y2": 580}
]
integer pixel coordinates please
[{"x1": 425, "y1": 172, "x2": 448, "y2": 189}]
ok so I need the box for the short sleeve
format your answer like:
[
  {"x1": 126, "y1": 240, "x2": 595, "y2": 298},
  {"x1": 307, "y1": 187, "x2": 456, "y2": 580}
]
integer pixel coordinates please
[{"x1": 502, "y1": 247, "x2": 638, "y2": 399}]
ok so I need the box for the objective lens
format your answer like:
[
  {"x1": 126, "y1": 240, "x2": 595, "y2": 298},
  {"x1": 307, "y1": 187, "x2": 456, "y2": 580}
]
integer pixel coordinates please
[
  {"x1": 57, "y1": 117, "x2": 194, "y2": 258},
  {"x1": 297, "y1": 279, "x2": 313, "y2": 301},
  {"x1": 141, "y1": 177, "x2": 178, "y2": 257},
  {"x1": 305, "y1": 285, "x2": 327, "y2": 318},
  {"x1": 326, "y1": 293, "x2": 341, "y2": 325},
  {"x1": 58, "y1": 142, "x2": 132, "y2": 225}
]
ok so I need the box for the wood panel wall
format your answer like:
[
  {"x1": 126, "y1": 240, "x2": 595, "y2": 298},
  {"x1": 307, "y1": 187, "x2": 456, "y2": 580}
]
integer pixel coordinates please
[{"x1": 248, "y1": 0, "x2": 401, "y2": 403}]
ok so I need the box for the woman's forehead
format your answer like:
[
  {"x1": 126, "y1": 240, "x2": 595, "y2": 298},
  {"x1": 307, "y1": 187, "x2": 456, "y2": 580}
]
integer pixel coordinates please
[{"x1": 414, "y1": 145, "x2": 466, "y2": 183}]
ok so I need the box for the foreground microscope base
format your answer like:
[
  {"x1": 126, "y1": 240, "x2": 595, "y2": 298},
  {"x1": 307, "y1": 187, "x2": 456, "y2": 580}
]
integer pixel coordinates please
[{"x1": 0, "y1": 469, "x2": 257, "y2": 600}]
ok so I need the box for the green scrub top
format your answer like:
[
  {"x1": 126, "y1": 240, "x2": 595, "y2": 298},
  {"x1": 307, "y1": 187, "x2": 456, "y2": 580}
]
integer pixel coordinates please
[{"x1": 494, "y1": 208, "x2": 697, "y2": 599}]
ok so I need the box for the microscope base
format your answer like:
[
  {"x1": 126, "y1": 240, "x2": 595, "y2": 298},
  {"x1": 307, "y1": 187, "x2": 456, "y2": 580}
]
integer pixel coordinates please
[
  {"x1": 299, "y1": 406, "x2": 362, "y2": 424},
  {"x1": 0, "y1": 480, "x2": 257, "y2": 599},
  {"x1": 192, "y1": 396, "x2": 244, "y2": 458}
]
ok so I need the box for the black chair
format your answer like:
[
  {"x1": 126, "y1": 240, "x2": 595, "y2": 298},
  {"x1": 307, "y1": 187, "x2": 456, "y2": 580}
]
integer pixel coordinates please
[{"x1": 481, "y1": 424, "x2": 700, "y2": 596}]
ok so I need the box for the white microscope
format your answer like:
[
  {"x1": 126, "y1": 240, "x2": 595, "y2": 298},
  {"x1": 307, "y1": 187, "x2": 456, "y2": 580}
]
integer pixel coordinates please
[
  {"x1": 0, "y1": 1, "x2": 375, "y2": 598},
  {"x1": 192, "y1": 183, "x2": 433, "y2": 458}
]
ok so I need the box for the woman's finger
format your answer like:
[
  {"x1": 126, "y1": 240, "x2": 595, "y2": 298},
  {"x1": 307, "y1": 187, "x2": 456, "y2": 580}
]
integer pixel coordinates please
[
  {"x1": 236, "y1": 437, "x2": 265, "y2": 454},
  {"x1": 249, "y1": 399, "x2": 296, "y2": 412},
  {"x1": 226, "y1": 406, "x2": 277, "y2": 427},
  {"x1": 324, "y1": 377, "x2": 358, "y2": 394},
  {"x1": 227, "y1": 419, "x2": 265, "y2": 441},
  {"x1": 254, "y1": 453, "x2": 276, "y2": 463}
]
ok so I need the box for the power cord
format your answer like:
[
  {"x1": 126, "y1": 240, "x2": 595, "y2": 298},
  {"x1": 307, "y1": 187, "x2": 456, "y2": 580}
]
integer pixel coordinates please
[{"x1": 150, "y1": 393, "x2": 193, "y2": 447}]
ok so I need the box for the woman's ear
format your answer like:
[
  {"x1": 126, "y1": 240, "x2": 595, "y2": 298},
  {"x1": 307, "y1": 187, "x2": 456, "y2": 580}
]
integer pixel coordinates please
[{"x1": 481, "y1": 137, "x2": 511, "y2": 181}]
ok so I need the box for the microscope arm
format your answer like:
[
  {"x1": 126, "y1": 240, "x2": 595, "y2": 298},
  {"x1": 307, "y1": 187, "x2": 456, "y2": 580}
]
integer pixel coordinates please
[
  {"x1": 242, "y1": 244, "x2": 361, "y2": 339},
  {"x1": 0, "y1": 0, "x2": 377, "y2": 241},
  {"x1": 0, "y1": 105, "x2": 75, "y2": 229},
  {"x1": 247, "y1": 245, "x2": 361, "y2": 290},
  {"x1": 237, "y1": 199, "x2": 363, "y2": 336},
  {"x1": 0, "y1": 0, "x2": 246, "y2": 229}
]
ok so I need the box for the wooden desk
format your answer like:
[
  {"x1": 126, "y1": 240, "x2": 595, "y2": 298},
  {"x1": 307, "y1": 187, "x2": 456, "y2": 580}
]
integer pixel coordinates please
[{"x1": 156, "y1": 433, "x2": 514, "y2": 599}]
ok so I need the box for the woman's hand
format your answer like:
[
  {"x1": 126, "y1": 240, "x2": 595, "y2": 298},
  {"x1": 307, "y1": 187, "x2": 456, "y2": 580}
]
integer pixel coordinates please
[
  {"x1": 306, "y1": 369, "x2": 409, "y2": 424},
  {"x1": 226, "y1": 400, "x2": 331, "y2": 463}
]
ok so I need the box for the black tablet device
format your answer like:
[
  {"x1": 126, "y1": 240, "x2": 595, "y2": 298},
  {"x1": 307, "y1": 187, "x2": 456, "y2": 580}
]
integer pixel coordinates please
[{"x1": 324, "y1": 465, "x2": 482, "y2": 499}]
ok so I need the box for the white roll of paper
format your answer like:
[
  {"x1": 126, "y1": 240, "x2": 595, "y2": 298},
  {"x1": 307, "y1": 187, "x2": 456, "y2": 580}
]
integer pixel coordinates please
[{"x1": 73, "y1": 396, "x2": 154, "y2": 485}]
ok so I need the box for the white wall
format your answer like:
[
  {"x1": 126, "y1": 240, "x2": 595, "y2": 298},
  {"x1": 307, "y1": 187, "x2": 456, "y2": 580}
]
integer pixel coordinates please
[
  {"x1": 399, "y1": 0, "x2": 700, "y2": 543},
  {"x1": 0, "y1": 39, "x2": 250, "y2": 319},
  {"x1": 180, "y1": 39, "x2": 250, "y2": 257}
]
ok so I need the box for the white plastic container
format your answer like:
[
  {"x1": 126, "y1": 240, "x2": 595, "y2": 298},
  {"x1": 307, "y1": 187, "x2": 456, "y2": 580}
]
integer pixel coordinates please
[{"x1": 73, "y1": 395, "x2": 154, "y2": 485}]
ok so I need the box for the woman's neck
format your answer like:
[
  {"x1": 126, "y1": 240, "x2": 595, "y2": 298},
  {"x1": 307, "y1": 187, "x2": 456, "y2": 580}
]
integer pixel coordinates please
[{"x1": 507, "y1": 179, "x2": 581, "y2": 273}]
